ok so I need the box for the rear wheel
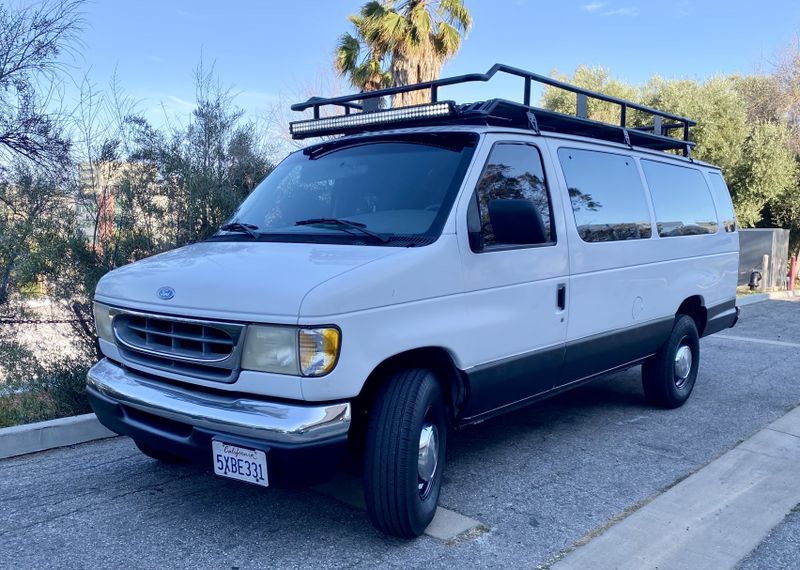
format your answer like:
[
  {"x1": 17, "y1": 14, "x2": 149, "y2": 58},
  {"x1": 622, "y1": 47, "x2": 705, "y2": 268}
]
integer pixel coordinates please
[
  {"x1": 363, "y1": 368, "x2": 447, "y2": 538},
  {"x1": 134, "y1": 440, "x2": 187, "y2": 464},
  {"x1": 642, "y1": 315, "x2": 700, "y2": 408}
]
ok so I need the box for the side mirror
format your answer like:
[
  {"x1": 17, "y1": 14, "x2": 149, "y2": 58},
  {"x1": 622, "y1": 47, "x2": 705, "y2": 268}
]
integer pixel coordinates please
[{"x1": 488, "y1": 199, "x2": 546, "y2": 245}]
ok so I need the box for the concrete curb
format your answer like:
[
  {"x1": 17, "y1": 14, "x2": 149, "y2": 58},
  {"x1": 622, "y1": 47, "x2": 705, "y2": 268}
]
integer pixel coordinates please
[
  {"x1": 313, "y1": 472, "x2": 486, "y2": 541},
  {"x1": 552, "y1": 405, "x2": 800, "y2": 570},
  {"x1": 0, "y1": 413, "x2": 116, "y2": 460},
  {"x1": 736, "y1": 290, "x2": 798, "y2": 307},
  {"x1": 736, "y1": 293, "x2": 769, "y2": 306},
  {"x1": 768, "y1": 290, "x2": 798, "y2": 300}
]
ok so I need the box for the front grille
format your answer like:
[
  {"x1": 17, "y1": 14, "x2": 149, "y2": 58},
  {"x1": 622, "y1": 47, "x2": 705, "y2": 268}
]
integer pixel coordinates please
[
  {"x1": 112, "y1": 312, "x2": 245, "y2": 383},
  {"x1": 122, "y1": 315, "x2": 234, "y2": 360}
]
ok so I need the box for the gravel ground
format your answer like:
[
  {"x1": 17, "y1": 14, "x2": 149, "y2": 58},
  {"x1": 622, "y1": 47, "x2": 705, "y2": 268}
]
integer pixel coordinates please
[{"x1": 1, "y1": 299, "x2": 799, "y2": 569}]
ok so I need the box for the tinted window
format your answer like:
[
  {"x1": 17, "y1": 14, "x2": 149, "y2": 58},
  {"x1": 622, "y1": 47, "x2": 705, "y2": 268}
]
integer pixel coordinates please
[
  {"x1": 221, "y1": 133, "x2": 477, "y2": 246},
  {"x1": 557, "y1": 148, "x2": 652, "y2": 242},
  {"x1": 469, "y1": 143, "x2": 554, "y2": 249},
  {"x1": 641, "y1": 160, "x2": 719, "y2": 237},
  {"x1": 707, "y1": 172, "x2": 737, "y2": 232}
]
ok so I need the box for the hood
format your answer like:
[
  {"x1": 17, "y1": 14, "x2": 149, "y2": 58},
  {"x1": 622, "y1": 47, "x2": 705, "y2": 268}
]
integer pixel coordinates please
[{"x1": 95, "y1": 241, "x2": 399, "y2": 322}]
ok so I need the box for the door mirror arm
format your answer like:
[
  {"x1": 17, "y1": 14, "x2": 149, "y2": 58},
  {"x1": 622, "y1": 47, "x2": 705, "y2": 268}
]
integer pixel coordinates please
[{"x1": 468, "y1": 230, "x2": 484, "y2": 252}]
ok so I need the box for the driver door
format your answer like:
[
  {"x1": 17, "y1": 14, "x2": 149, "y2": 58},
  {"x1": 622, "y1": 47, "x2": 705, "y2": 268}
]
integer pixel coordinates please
[{"x1": 455, "y1": 136, "x2": 570, "y2": 420}]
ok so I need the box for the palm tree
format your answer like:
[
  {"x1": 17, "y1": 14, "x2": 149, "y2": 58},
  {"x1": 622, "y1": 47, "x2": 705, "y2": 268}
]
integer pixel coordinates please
[
  {"x1": 365, "y1": 0, "x2": 472, "y2": 107},
  {"x1": 335, "y1": 1, "x2": 472, "y2": 108},
  {"x1": 334, "y1": 2, "x2": 392, "y2": 96}
]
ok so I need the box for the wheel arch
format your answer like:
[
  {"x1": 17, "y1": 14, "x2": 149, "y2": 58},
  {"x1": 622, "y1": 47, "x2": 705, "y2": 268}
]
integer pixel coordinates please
[
  {"x1": 676, "y1": 295, "x2": 707, "y2": 336},
  {"x1": 348, "y1": 347, "x2": 466, "y2": 453},
  {"x1": 356, "y1": 346, "x2": 465, "y2": 416}
]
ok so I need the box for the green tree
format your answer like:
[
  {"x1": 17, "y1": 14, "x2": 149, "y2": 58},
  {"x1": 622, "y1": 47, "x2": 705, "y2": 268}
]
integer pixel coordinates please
[
  {"x1": 336, "y1": 0, "x2": 472, "y2": 107},
  {"x1": 540, "y1": 68, "x2": 800, "y2": 235},
  {"x1": 335, "y1": 2, "x2": 392, "y2": 94},
  {"x1": 732, "y1": 74, "x2": 786, "y2": 124},
  {"x1": 640, "y1": 76, "x2": 749, "y2": 177},
  {"x1": 541, "y1": 66, "x2": 639, "y2": 125},
  {"x1": 767, "y1": 167, "x2": 800, "y2": 256},
  {"x1": 729, "y1": 120, "x2": 797, "y2": 227},
  {"x1": 0, "y1": 164, "x2": 78, "y2": 304},
  {"x1": 169, "y1": 64, "x2": 274, "y2": 243}
]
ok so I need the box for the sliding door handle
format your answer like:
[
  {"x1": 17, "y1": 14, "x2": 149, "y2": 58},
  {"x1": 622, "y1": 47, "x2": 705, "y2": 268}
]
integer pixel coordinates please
[{"x1": 556, "y1": 283, "x2": 566, "y2": 311}]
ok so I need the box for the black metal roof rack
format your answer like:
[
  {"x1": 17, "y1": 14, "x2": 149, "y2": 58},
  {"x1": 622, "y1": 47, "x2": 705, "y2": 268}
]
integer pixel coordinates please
[{"x1": 290, "y1": 63, "x2": 696, "y2": 157}]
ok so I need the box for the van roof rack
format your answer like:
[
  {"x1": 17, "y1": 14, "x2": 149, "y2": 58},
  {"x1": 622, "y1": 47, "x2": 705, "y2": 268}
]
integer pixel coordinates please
[{"x1": 290, "y1": 63, "x2": 696, "y2": 157}]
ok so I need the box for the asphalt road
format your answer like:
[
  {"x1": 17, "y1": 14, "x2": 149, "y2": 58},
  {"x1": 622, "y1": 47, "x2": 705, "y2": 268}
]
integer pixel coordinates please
[
  {"x1": 2, "y1": 299, "x2": 800, "y2": 569},
  {"x1": 739, "y1": 504, "x2": 800, "y2": 569}
]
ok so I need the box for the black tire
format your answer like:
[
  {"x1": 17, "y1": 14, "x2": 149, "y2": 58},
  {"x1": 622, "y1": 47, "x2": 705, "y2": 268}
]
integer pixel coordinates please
[
  {"x1": 134, "y1": 440, "x2": 186, "y2": 464},
  {"x1": 363, "y1": 368, "x2": 448, "y2": 538},
  {"x1": 642, "y1": 314, "x2": 700, "y2": 409}
]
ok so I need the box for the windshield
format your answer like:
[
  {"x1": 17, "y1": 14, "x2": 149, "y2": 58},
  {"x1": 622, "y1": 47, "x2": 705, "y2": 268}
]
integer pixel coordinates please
[{"x1": 212, "y1": 132, "x2": 478, "y2": 246}]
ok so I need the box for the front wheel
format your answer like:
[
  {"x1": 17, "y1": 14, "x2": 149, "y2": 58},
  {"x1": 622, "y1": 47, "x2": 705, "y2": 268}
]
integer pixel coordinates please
[
  {"x1": 363, "y1": 368, "x2": 447, "y2": 538},
  {"x1": 642, "y1": 314, "x2": 700, "y2": 409}
]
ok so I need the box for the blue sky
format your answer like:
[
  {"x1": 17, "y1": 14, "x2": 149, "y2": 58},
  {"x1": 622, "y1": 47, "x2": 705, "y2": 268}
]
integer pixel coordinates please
[{"x1": 69, "y1": 0, "x2": 800, "y2": 126}]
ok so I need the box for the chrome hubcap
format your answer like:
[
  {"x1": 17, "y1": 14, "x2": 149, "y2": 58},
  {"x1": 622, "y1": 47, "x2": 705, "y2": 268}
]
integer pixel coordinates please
[
  {"x1": 674, "y1": 344, "x2": 692, "y2": 388},
  {"x1": 418, "y1": 422, "x2": 439, "y2": 498}
]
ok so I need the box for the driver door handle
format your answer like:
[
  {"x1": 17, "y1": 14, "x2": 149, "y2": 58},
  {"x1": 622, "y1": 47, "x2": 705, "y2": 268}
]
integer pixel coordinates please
[{"x1": 557, "y1": 283, "x2": 566, "y2": 311}]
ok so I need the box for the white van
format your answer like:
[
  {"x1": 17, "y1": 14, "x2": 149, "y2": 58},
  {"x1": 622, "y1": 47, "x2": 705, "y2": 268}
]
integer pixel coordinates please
[{"x1": 87, "y1": 65, "x2": 740, "y2": 538}]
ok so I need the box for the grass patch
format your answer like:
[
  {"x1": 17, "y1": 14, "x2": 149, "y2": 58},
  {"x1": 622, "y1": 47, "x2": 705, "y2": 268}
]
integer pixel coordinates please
[{"x1": 736, "y1": 286, "x2": 763, "y2": 296}]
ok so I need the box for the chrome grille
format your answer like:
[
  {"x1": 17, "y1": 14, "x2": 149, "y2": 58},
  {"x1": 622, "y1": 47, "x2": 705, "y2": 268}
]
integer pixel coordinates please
[
  {"x1": 122, "y1": 316, "x2": 234, "y2": 360},
  {"x1": 112, "y1": 311, "x2": 245, "y2": 383}
]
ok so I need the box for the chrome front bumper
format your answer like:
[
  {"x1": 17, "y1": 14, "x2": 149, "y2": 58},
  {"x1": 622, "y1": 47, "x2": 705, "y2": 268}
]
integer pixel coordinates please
[{"x1": 86, "y1": 359, "x2": 351, "y2": 445}]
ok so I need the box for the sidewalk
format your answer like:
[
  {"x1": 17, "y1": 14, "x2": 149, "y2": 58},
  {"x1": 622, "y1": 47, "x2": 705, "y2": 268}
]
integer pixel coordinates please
[{"x1": 551, "y1": 405, "x2": 800, "y2": 569}]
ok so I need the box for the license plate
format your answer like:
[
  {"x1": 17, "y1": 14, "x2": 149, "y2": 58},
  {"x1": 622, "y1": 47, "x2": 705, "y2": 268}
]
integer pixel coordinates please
[{"x1": 211, "y1": 440, "x2": 268, "y2": 487}]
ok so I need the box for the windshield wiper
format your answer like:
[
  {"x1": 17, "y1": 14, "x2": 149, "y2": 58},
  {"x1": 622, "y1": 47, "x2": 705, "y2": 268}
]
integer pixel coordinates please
[
  {"x1": 220, "y1": 221, "x2": 259, "y2": 238},
  {"x1": 294, "y1": 218, "x2": 389, "y2": 243}
]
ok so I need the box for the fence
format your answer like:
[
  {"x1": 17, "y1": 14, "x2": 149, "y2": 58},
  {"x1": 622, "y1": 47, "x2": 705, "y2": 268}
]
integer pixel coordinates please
[{"x1": 738, "y1": 229, "x2": 790, "y2": 290}]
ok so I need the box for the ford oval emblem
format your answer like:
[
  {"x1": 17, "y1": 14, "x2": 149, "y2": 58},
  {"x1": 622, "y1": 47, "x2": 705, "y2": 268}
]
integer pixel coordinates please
[{"x1": 157, "y1": 286, "x2": 175, "y2": 300}]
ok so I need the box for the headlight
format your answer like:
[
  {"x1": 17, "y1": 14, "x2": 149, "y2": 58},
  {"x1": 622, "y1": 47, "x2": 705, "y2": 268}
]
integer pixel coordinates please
[
  {"x1": 241, "y1": 325, "x2": 341, "y2": 377},
  {"x1": 93, "y1": 302, "x2": 115, "y2": 343},
  {"x1": 242, "y1": 326, "x2": 299, "y2": 375},
  {"x1": 299, "y1": 327, "x2": 341, "y2": 377}
]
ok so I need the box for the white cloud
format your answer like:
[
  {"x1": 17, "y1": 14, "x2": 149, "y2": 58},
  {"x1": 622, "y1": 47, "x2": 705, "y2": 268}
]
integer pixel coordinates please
[
  {"x1": 164, "y1": 95, "x2": 195, "y2": 113},
  {"x1": 602, "y1": 6, "x2": 639, "y2": 17},
  {"x1": 582, "y1": 2, "x2": 640, "y2": 17},
  {"x1": 237, "y1": 90, "x2": 281, "y2": 107},
  {"x1": 582, "y1": 2, "x2": 607, "y2": 11}
]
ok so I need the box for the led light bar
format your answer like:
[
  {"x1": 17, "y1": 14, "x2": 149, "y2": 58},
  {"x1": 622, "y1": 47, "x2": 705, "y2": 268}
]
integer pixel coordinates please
[{"x1": 289, "y1": 101, "x2": 456, "y2": 139}]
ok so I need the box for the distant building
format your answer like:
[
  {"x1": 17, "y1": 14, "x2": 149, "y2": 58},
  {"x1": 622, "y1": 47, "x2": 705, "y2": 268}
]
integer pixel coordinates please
[{"x1": 76, "y1": 161, "x2": 161, "y2": 253}]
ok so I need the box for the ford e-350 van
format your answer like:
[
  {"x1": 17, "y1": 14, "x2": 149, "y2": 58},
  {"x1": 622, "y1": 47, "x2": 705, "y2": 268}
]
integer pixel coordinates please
[{"x1": 87, "y1": 64, "x2": 739, "y2": 537}]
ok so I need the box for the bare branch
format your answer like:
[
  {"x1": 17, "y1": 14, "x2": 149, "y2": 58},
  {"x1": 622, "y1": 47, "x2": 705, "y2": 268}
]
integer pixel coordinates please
[{"x1": 0, "y1": 0, "x2": 85, "y2": 169}]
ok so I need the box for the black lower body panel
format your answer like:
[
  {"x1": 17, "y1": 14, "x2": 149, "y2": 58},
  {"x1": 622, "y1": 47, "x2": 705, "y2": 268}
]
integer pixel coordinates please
[
  {"x1": 87, "y1": 386, "x2": 348, "y2": 487},
  {"x1": 703, "y1": 299, "x2": 739, "y2": 337},
  {"x1": 559, "y1": 317, "x2": 674, "y2": 386},
  {"x1": 459, "y1": 317, "x2": 673, "y2": 424},
  {"x1": 458, "y1": 344, "x2": 564, "y2": 419}
]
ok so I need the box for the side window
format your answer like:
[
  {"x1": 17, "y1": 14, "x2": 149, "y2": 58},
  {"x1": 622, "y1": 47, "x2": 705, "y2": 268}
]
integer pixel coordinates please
[
  {"x1": 641, "y1": 160, "x2": 719, "y2": 237},
  {"x1": 707, "y1": 172, "x2": 737, "y2": 232},
  {"x1": 468, "y1": 143, "x2": 554, "y2": 250},
  {"x1": 557, "y1": 148, "x2": 652, "y2": 242}
]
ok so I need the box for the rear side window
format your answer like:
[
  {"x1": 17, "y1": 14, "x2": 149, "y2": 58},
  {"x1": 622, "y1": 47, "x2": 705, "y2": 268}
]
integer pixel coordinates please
[
  {"x1": 557, "y1": 148, "x2": 652, "y2": 242},
  {"x1": 468, "y1": 143, "x2": 554, "y2": 250},
  {"x1": 707, "y1": 172, "x2": 737, "y2": 232},
  {"x1": 641, "y1": 160, "x2": 718, "y2": 237}
]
